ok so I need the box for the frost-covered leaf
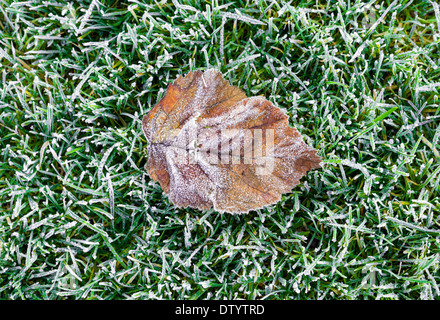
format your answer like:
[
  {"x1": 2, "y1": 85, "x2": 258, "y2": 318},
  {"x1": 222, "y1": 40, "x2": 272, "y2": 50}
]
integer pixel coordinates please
[{"x1": 142, "y1": 69, "x2": 322, "y2": 213}]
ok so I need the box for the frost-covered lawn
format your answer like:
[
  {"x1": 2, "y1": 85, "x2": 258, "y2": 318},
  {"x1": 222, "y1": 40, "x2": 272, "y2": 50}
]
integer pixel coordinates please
[{"x1": 1, "y1": 0, "x2": 439, "y2": 299}]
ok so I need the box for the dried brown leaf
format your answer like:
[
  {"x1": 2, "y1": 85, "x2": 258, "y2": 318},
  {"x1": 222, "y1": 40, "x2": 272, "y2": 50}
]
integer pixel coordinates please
[{"x1": 142, "y1": 69, "x2": 322, "y2": 213}]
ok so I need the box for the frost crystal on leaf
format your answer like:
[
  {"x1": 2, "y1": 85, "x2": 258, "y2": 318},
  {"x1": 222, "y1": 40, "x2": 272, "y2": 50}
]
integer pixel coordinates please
[{"x1": 142, "y1": 69, "x2": 322, "y2": 213}]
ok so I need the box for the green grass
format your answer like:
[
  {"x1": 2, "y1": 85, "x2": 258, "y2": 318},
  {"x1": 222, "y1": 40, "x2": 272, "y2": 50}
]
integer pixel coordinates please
[{"x1": 0, "y1": 0, "x2": 439, "y2": 300}]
